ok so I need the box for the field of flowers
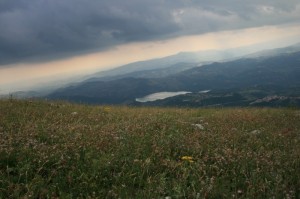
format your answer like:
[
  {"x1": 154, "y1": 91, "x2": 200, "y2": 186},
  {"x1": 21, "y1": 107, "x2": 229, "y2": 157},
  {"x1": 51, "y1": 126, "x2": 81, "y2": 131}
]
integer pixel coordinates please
[{"x1": 0, "y1": 99, "x2": 299, "y2": 198}]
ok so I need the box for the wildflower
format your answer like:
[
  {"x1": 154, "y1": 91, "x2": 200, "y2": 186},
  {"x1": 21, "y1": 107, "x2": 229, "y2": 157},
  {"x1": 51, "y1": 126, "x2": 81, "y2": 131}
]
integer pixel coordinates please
[
  {"x1": 181, "y1": 156, "x2": 194, "y2": 163},
  {"x1": 104, "y1": 107, "x2": 111, "y2": 112}
]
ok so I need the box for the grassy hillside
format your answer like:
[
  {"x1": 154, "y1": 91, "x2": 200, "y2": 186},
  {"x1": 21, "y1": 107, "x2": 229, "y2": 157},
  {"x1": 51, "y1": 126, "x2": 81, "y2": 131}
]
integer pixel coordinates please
[{"x1": 0, "y1": 99, "x2": 299, "y2": 198}]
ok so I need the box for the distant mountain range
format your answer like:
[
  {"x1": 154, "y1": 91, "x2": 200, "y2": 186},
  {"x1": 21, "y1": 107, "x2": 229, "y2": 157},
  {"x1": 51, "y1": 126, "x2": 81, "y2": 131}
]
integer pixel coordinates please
[
  {"x1": 83, "y1": 43, "x2": 300, "y2": 82},
  {"x1": 82, "y1": 47, "x2": 248, "y2": 82},
  {"x1": 244, "y1": 43, "x2": 300, "y2": 58},
  {"x1": 47, "y1": 45, "x2": 300, "y2": 107}
]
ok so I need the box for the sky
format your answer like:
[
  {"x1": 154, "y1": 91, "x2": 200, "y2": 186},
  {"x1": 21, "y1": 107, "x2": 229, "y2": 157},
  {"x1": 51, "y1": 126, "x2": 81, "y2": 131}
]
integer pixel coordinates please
[{"x1": 1, "y1": 0, "x2": 300, "y2": 94}]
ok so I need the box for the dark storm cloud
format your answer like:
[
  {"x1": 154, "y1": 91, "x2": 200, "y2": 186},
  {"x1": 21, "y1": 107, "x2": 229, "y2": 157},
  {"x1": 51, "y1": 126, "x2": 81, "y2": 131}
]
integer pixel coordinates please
[{"x1": 0, "y1": 0, "x2": 299, "y2": 65}]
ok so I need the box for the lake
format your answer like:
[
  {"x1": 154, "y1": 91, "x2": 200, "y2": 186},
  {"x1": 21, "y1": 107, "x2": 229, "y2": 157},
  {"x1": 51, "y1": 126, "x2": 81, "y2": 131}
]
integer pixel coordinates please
[{"x1": 136, "y1": 91, "x2": 191, "y2": 102}]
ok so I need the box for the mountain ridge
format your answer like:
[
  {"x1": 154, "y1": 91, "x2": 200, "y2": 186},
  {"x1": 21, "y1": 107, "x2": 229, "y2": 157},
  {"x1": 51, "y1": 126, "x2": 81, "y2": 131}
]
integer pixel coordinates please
[
  {"x1": 83, "y1": 43, "x2": 300, "y2": 82},
  {"x1": 48, "y1": 51, "x2": 300, "y2": 106}
]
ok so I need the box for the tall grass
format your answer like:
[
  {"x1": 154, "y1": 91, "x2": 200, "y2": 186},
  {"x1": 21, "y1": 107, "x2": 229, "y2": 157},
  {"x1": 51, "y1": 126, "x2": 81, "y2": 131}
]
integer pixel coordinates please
[{"x1": 0, "y1": 99, "x2": 299, "y2": 198}]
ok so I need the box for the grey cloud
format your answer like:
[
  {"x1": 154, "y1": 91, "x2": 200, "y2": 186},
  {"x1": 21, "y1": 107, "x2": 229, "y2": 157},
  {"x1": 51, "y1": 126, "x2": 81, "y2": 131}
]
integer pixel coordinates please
[{"x1": 0, "y1": 0, "x2": 299, "y2": 66}]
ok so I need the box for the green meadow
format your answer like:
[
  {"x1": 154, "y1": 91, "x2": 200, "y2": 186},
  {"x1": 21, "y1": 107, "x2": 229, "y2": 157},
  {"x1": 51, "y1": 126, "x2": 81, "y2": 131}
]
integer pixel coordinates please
[{"x1": 0, "y1": 99, "x2": 299, "y2": 198}]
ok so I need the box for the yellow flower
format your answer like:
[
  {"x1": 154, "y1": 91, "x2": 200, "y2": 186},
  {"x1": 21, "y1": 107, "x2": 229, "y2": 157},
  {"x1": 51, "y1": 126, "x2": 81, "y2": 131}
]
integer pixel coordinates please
[
  {"x1": 181, "y1": 156, "x2": 194, "y2": 163},
  {"x1": 104, "y1": 107, "x2": 111, "y2": 112}
]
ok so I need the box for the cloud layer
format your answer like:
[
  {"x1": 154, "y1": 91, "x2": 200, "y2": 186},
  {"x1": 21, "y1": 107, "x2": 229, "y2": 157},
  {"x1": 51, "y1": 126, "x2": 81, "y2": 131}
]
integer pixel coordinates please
[{"x1": 0, "y1": 0, "x2": 299, "y2": 65}]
